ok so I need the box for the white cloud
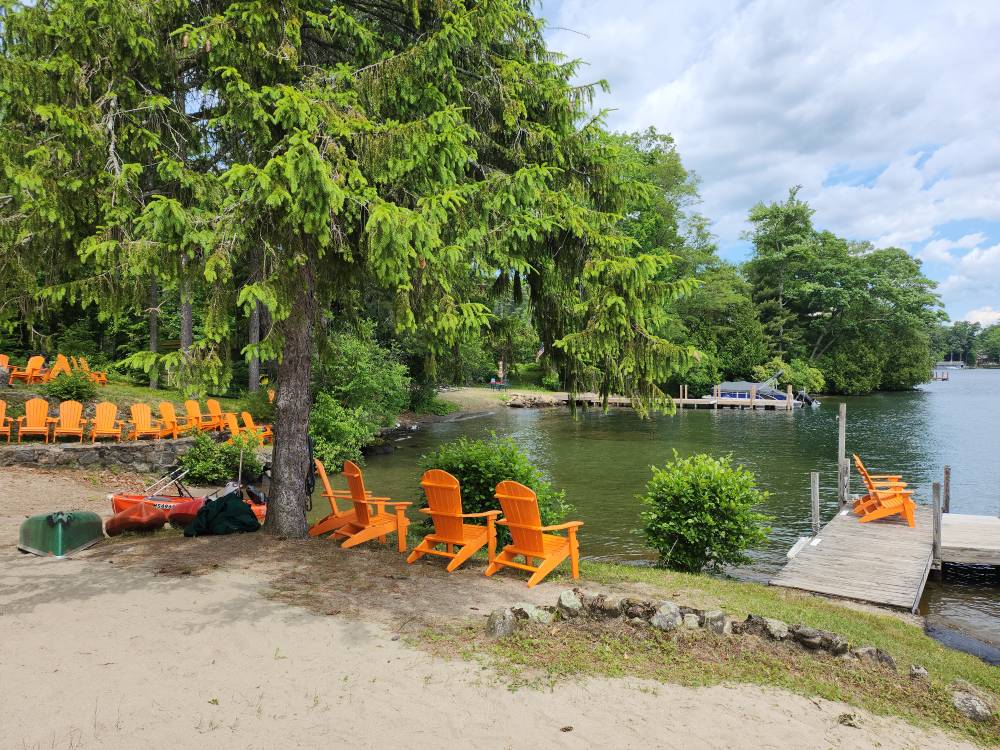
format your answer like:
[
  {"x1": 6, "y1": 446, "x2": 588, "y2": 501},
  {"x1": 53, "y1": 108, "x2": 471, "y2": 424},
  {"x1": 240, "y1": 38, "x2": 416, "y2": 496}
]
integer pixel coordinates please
[
  {"x1": 963, "y1": 307, "x2": 1000, "y2": 326},
  {"x1": 540, "y1": 0, "x2": 1000, "y2": 317}
]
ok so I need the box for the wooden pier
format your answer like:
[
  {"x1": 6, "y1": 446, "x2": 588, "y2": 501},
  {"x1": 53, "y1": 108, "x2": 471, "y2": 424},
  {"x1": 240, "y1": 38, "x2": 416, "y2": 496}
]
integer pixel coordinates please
[
  {"x1": 559, "y1": 384, "x2": 802, "y2": 411},
  {"x1": 772, "y1": 499, "x2": 1000, "y2": 613}
]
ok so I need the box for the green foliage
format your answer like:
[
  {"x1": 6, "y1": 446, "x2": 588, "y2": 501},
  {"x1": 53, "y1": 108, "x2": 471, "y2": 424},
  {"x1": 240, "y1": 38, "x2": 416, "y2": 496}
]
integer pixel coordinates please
[
  {"x1": 39, "y1": 370, "x2": 98, "y2": 402},
  {"x1": 418, "y1": 434, "x2": 572, "y2": 545},
  {"x1": 416, "y1": 396, "x2": 459, "y2": 416},
  {"x1": 751, "y1": 357, "x2": 825, "y2": 394},
  {"x1": 540, "y1": 372, "x2": 561, "y2": 391},
  {"x1": 240, "y1": 388, "x2": 274, "y2": 423},
  {"x1": 308, "y1": 393, "x2": 381, "y2": 471},
  {"x1": 818, "y1": 346, "x2": 882, "y2": 395},
  {"x1": 640, "y1": 452, "x2": 770, "y2": 573},
  {"x1": 979, "y1": 324, "x2": 1000, "y2": 363},
  {"x1": 315, "y1": 326, "x2": 409, "y2": 428},
  {"x1": 179, "y1": 432, "x2": 263, "y2": 484}
]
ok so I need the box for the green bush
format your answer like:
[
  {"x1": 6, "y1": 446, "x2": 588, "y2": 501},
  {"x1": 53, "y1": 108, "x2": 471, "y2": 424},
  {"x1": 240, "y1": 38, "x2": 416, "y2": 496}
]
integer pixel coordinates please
[
  {"x1": 640, "y1": 451, "x2": 770, "y2": 573},
  {"x1": 308, "y1": 393, "x2": 381, "y2": 470},
  {"x1": 40, "y1": 370, "x2": 98, "y2": 402},
  {"x1": 752, "y1": 356, "x2": 825, "y2": 394},
  {"x1": 418, "y1": 434, "x2": 572, "y2": 545},
  {"x1": 540, "y1": 372, "x2": 561, "y2": 391},
  {"x1": 240, "y1": 388, "x2": 274, "y2": 423},
  {"x1": 417, "y1": 395, "x2": 459, "y2": 416},
  {"x1": 179, "y1": 431, "x2": 263, "y2": 484}
]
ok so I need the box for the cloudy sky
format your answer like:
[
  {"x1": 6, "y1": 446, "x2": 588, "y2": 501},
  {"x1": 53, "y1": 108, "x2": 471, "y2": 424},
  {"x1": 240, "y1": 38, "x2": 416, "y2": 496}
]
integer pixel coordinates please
[{"x1": 539, "y1": 0, "x2": 1000, "y2": 324}]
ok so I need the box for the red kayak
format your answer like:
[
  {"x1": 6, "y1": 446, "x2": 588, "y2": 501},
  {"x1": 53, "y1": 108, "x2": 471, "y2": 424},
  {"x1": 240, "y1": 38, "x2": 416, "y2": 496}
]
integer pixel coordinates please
[
  {"x1": 110, "y1": 492, "x2": 266, "y2": 523},
  {"x1": 105, "y1": 503, "x2": 168, "y2": 536},
  {"x1": 165, "y1": 499, "x2": 205, "y2": 529}
]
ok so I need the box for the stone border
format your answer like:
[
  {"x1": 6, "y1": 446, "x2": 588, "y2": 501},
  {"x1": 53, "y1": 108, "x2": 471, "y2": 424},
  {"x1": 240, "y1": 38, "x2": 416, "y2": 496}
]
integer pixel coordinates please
[{"x1": 0, "y1": 437, "x2": 197, "y2": 473}]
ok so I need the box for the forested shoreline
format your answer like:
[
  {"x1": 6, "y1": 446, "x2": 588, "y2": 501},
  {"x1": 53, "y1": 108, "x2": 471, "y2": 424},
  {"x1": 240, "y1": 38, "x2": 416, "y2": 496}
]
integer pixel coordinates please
[{"x1": 1, "y1": 0, "x2": 993, "y2": 533}]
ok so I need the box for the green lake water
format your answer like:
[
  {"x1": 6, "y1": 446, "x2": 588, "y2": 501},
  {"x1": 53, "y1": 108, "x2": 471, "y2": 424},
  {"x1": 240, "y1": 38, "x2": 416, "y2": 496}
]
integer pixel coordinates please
[{"x1": 334, "y1": 369, "x2": 1000, "y2": 657}]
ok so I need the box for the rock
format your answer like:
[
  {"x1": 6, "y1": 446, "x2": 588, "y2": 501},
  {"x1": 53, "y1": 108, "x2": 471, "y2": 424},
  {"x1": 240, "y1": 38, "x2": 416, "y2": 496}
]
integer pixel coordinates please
[
  {"x1": 703, "y1": 610, "x2": 728, "y2": 635},
  {"x1": 622, "y1": 598, "x2": 656, "y2": 620},
  {"x1": 650, "y1": 602, "x2": 682, "y2": 632},
  {"x1": 683, "y1": 613, "x2": 701, "y2": 629},
  {"x1": 511, "y1": 602, "x2": 555, "y2": 625},
  {"x1": 951, "y1": 690, "x2": 993, "y2": 722},
  {"x1": 790, "y1": 625, "x2": 823, "y2": 649},
  {"x1": 486, "y1": 608, "x2": 516, "y2": 638},
  {"x1": 557, "y1": 590, "x2": 583, "y2": 618},
  {"x1": 628, "y1": 617, "x2": 648, "y2": 628},
  {"x1": 909, "y1": 664, "x2": 929, "y2": 680},
  {"x1": 594, "y1": 595, "x2": 625, "y2": 619},
  {"x1": 738, "y1": 614, "x2": 788, "y2": 641},
  {"x1": 851, "y1": 646, "x2": 897, "y2": 671},
  {"x1": 821, "y1": 632, "x2": 850, "y2": 656}
]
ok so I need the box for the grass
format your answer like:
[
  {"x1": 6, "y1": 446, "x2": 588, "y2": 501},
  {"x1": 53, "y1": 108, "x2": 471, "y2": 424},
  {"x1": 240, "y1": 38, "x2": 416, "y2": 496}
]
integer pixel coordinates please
[{"x1": 419, "y1": 560, "x2": 999, "y2": 745}]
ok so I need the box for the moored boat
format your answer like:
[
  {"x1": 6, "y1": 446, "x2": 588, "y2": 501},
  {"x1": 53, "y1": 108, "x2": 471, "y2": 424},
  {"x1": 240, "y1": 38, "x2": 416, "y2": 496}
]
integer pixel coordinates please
[
  {"x1": 18, "y1": 511, "x2": 104, "y2": 558},
  {"x1": 105, "y1": 503, "x2": 168, "y2": 536},
  {"x1": 110, "y1": 491, "x2": 266, "y2": 523}
]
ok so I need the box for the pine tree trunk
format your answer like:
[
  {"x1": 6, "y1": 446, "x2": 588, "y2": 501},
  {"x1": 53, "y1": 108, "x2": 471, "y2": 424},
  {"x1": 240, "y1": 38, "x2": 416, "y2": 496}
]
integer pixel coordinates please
[
  {"x1": 264, "y1": 258, "x2": 315, "y2": 538},
  {"x1": 149, "y1": 277, "x2": 159, "y2": 389},
  {"x1": 248, "y1": 301, "x2": 261, "y2": 392},
  {"x1": 180, "y1": 273, "x2": 193, "y2": 353}
]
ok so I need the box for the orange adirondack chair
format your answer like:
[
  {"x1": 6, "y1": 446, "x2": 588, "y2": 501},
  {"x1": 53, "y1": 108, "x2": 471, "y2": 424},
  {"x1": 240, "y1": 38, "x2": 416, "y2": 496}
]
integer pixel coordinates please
[
  {"x1": 128, "y1": 403, "x2": 163, "y2": 440},
  {"x1": 158, "y1": 401, "x2": 196, "y2": 438},
  {"x1": 0, "y1": 400, "x2": 12, "y2": 443},
  {"x1": 327, "y1": 461, "x2": 411, "y2": 552},
  {"x1": 43, "y1": 354, "x2": 72, "y2": 383},
  {"x1": 308, "y1": 459, "x2": 365, "y2": 537},
  {"x1": 205, "y1": 399, "x2": 231, "y2": 433},
  {"x1": 17, "y1": 398, "x2": 51, "y2": 442},
  {"x1": 78, "y1": 356, "x2": 107, "y2": 385},
  {"x1": 90, "y1": 402, "x2": 124, "y2": 442},
  {"x1": 185, "y1": 400, "x2": 219, "y2": 432},
  {"x1": 9, "y1": 355, "x2": 45, "y2": 385},
  {"x1": 51, "y1": 400, "x2": 86, "y2": 442},
  {"x1": 267, "y1": 389, "x2": 275, "y2": 403},
  {"x1": 852, "y1": 453, "x2": 915, "y2": 525},
  {"x1": 241, "y1": 411, "x2": 273, "y2": 444},
  {"x1": 486, "y1": 480, "x2": 583, "y2": 588},
  {"x1": 0, "y1": 354, "x2": 9, "y2": 370},
  {"x1": 407, "y1": 469, "x2": 500, "y2": 572},
  {"x1": 222, "y1": 412, "x2": 246, "y2": 441}
]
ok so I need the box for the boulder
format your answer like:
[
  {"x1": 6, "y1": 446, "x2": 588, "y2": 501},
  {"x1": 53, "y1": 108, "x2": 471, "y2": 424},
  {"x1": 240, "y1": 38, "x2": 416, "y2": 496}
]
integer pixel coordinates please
[
  {"x1": 951, "y1": 690, "x2": 993, "y2": 723},
  {"x1": 703, "y1": 610, "x2": 729, "y2": 635},
  {"x1": 557, "y1": 589, "x2": 583, "y2": 618},
  {"x1": 622, "y1": 598, "x2": 656, "y2": 620},
  {"x1": 650, "y1": 602, "x2": 682, "y2": 632},
  {"x1": 909, "y1": 664, "x2": 929, "y2": 680},
  {"x1": 586, "y1": 594, "x2": 625, "y2": 619},
  {"x1": 851, "y1": 646, "x2": 897, "y2": 671},
  {"x1": 788, "y1": 625, "x2": 849, "y2": 655},
  {"x1": 511, "y1": 602, "x2": 555, "y2": 625},
  {"x1": 683, "y1": 613, "x2": 701, "y2": 629},
  {"x1": 486, "y1": 608, "x2": 516, "y2": 638},
  {"x1": 737, "y1": 614, "x2": 788, "y2": 641}
]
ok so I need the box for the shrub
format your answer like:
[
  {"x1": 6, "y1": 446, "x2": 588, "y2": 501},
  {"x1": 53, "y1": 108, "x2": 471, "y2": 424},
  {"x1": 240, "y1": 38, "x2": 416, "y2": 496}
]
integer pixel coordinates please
[
  {"x1": 752, "y1": 356, "x2": 825, "y2": 394},
  {"x1": 308, "y1": 393, "x2": 381, "y2": 470},
  {"x1": 179, "y1": 431, "x2": 263, "y2": 484},
  {"x1": 40, "y1": 370, "x2": 97, "y2": 402},
  {"x1": 240, "y1": 388, "x2": 274, "y2": 423},
  {"x1": 640, "y1": 451, "x2": 770, "y2": 573},
  {"x1": 540, "y1": 372, "x2": 561, "y2": 391},
  {"x1": 418, "y1": 434, "x2": 572, "y2": 545},
  {"x1": 416, "y1": 395, "x2": 459, "y2": 416}
]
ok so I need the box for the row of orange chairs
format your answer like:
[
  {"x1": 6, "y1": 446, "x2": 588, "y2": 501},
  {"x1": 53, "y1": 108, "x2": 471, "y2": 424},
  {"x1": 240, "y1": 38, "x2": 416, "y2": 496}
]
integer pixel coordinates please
[
  {"x1": 0, "y1": 397, "x2": 271, "y2": 444},
  {"x1": 852, "y1": 454, "x2": 916, "y2": 527},
  {"x1": 1, "y1": 354, "x2": 107, "y2": 386},
  {"x1": 310, "y1": 459, "x2": 582, "y2": 588}
]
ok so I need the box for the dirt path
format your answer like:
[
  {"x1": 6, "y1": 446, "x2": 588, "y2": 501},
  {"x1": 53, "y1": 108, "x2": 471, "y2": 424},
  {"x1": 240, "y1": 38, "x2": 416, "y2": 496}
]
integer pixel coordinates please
[{"x1": 0, "y1": 468, "x2": 982, "y2": 750}]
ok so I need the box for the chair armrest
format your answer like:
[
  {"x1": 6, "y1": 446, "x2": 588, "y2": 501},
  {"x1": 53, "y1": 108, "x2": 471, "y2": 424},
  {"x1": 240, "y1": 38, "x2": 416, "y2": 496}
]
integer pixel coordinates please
[
  {"x1": 462, "y1": 510, "x2": 502, "y2": 519},
  {"x1": 417, "y1": 509, "x2": 500, "y2": 519},
  {"x1": 498, "y1": 520, "x2": 583, "y2": 532},
  {"x1": 869, "y1": 474, "x2": 903, "y2": 480},
  {"x1": 365, "y1": 499, "x2": 412, "y2": 509}
]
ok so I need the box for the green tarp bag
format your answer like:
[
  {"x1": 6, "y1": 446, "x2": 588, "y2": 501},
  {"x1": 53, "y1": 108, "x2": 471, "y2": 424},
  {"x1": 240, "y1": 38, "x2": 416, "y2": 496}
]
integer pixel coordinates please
[{"x1": 184, "y1": 491, "x2": 261, "y2": 537}]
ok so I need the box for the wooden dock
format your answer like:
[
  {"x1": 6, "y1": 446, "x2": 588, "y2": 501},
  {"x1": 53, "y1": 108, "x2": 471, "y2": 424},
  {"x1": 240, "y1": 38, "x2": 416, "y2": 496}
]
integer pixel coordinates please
[
  {"x1": 772, "y1": 505, "x2": 1000, "y2": 612},
  {"x1": 560, "y1": 392, "x2": 802, "y2": 411}
]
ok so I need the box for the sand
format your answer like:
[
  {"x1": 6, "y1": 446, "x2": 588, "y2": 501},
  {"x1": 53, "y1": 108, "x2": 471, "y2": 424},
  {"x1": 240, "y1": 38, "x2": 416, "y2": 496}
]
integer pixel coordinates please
[{"x1": 0, "y1": 467, "x2": 980, "y2": 750}]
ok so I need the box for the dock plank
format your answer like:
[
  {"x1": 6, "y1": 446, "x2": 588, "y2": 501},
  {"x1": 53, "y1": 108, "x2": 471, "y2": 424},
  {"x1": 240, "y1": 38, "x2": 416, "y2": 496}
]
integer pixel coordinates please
[
  {"x1": 771, "y1": 506, "x2": 933, "y2": 612},
  {"x1": 942, "y1": 514, "x2": 1000, "y2": 565}
]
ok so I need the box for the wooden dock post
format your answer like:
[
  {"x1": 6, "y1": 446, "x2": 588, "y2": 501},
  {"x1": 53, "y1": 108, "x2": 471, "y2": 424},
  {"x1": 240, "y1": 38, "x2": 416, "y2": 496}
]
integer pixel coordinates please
[
  {"x1": 943, "y1": 466, "x2": 951, "y2": 514},
  {"x1": 786, "y1": 384, "x2": 793, "y2": 410},
  {"x1": 810, "y1": 472, "x2": 820, "y2": 535},
  {"x1": 837, "y1": 403, "x2": 849, "y2": 507},
  {"x1": 750, "y1": 385, "x2": 756, "y2": 409},
  {"x1": 932, "y1": 482, "x2": 942, "y2": 571}
]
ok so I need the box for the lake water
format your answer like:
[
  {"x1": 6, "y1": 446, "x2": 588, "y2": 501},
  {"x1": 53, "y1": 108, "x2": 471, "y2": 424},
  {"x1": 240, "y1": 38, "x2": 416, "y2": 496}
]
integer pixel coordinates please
[{"x1": 350, "y1": 370, "x2": 1000, "y2": 658}]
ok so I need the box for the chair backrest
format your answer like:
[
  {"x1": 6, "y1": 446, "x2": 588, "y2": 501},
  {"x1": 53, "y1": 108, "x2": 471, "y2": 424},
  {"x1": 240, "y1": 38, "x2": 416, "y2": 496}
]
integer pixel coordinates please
[
  {"x1": 0, "y1": 354, "x2": 8, "y2": 369},
  {"x1": 224, "y1": 412, "x2": 242, "y2": 437},
  {"x1": 24, "y1": 397, "x2": 49, "y2": 427},
  {"x1": 342, "y1": 460, "x2": 372, "y2": 525},
  {"x1": 420, "y1": 469, "x2": 464, "y2": 542},
  {"x1": 70, "y1": 356, "x2": 80, "y2": 369},
  {"x1": 58, "y1": 400, "x2": 83, "y2": 428},
  {"x1": 25, "y1": 355, "x2": 44, "y2": 375},
  {"x1": 206, "y1": 399, "x2": 223, "y2": 419},
  {"x1": 79, "y1": 356, "x2": 95, "y2": 371},
  {"x1": 495, "y1": 480, "x2": 544, "y2": 555},
  {"x1": 184, "y1": 399, "x2": 202, "y2": 420},
  {"x1": 159, "y1": 401, "x2": 178, "y2": 424},
  {"x1": 241, "y1": 411, "x2": 258, "y2": 430},
  {"x1": 852, "y1": 454, "x2": 875, "y2": 491},
  {"x1": 93, "y1": 401, "x2": 118, "y2": 431},
  {"x1": 48, "y1": 354, "x2": 71, "y2": 380},
  {"x1": 131, "y1": 403, "x2": 154, "y2": 430},
  {"x1": 0, "y1": 399, "x2": 7, "y2": 423},
  {"x1": 314, "y1": 459, "x2": 341, "y2": 514}
]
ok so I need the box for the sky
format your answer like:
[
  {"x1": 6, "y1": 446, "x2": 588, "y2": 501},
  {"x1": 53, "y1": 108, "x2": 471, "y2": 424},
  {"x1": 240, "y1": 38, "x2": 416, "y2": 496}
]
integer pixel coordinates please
[{"x1": 539, "y1": 0, "x2": 1000, "y2": 325}]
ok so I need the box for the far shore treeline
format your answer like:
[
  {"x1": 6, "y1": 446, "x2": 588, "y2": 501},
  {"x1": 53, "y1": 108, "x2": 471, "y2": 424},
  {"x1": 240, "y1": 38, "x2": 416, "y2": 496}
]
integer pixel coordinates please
[{"x1": 0, "y1": 1, "x2": 992, "y2": 535}]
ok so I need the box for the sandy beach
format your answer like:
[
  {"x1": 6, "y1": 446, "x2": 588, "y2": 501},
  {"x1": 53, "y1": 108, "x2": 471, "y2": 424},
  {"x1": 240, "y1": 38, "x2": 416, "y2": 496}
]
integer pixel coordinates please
[{"x1": 0, "y1": 466, "x2": 984, "y2": 750}]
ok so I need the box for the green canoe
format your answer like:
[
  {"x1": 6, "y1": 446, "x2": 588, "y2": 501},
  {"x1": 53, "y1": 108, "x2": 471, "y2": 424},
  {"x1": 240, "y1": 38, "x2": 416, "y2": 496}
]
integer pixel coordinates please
[{"x1": 18, "y1": 511, "x2": 105, "y2": 558}]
